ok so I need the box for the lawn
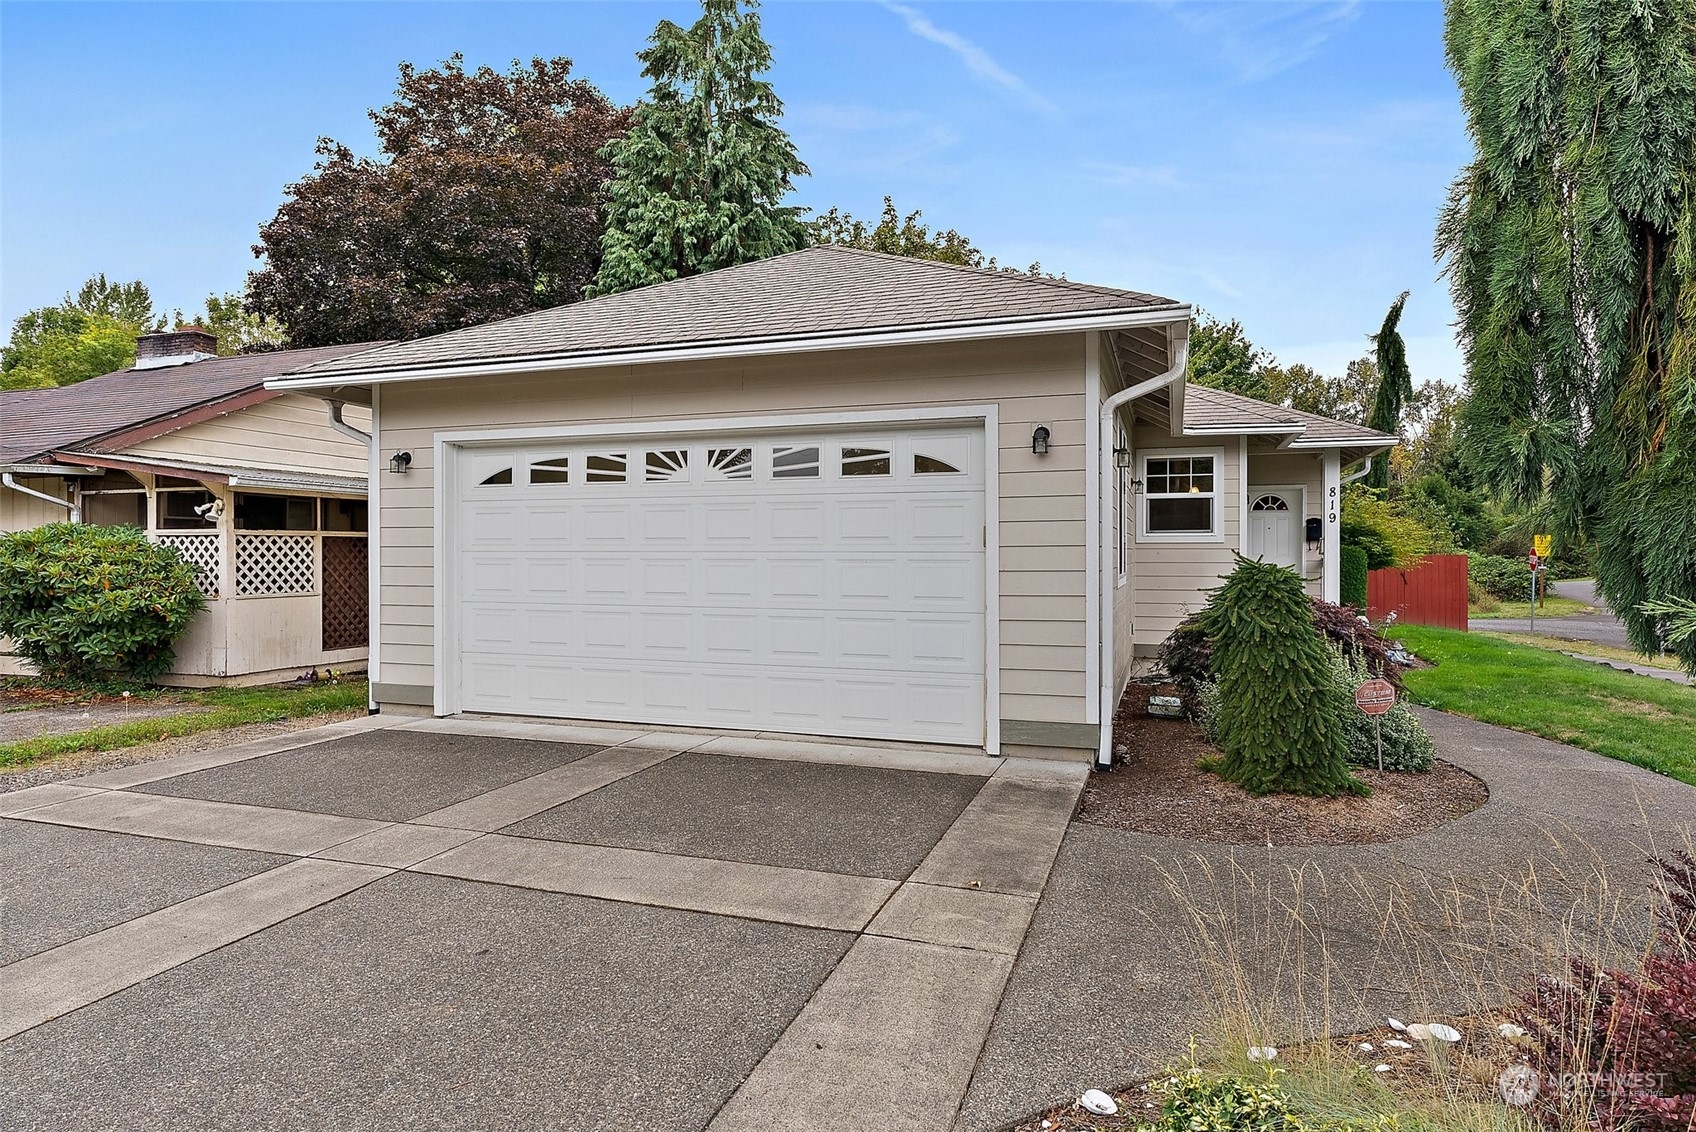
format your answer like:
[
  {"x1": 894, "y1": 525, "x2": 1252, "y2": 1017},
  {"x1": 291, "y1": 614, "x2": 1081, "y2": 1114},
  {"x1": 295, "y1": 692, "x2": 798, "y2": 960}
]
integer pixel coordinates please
[
  {"x1": 1467, "y1": 594, "x2": 1595, "y2": 619},
  {"x1": 1393, "y1": 626, "x2": 1696, "y2": 786},
  {"x1": 1475, "y1": 630, "x2": 1686, "y2": 672},
  {"x1": 0, "y1": 680, "x2": 369, "y2": 771}
]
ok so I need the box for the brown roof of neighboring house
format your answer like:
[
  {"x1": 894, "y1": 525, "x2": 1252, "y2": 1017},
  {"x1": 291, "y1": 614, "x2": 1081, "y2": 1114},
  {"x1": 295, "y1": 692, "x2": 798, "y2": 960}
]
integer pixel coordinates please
[
  {"x1": 281, "y1": 245, "x2": 1184, "y2": 382},
  {"x1": 0, "y1": 342, "x2": 386, "y2": 465},
  {"x1": 1183, "y1": 384, "x2": 1398, "y2": 447}
]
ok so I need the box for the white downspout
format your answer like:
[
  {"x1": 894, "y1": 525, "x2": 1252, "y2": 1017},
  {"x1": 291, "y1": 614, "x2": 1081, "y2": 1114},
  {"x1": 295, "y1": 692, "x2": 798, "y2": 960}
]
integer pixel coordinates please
[
  {"x1": 324, "y1": 400, "x2": 372, "y2": 446},
  {"x1": 1097, "y1": 325, "x2": 1190, "y2": 768},
  {"x1": 3, "y1": 472, "x2": 80, "y2": 523},
  {"x1": 1341, "y1": 455, "x2": 1373, "y2": 487}
]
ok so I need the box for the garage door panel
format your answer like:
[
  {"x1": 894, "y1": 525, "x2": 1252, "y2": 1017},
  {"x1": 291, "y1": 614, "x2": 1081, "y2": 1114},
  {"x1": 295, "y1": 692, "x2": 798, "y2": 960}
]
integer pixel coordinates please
[{"x1": 453, "y1": 425, "x2": 988, "y2": 744}]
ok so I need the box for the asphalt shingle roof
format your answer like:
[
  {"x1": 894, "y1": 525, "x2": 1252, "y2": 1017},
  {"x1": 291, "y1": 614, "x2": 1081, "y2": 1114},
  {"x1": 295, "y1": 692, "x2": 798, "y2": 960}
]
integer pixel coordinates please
[
  {"x1": 1183, "y1": 384, "x2": 1398, "y2": 446},
  {"x1": 288, "y1": 245, "x2": 1183, "y2": 381},
  {"x1": 1, "y1": 342, "x2": 385, "y2": 465}
]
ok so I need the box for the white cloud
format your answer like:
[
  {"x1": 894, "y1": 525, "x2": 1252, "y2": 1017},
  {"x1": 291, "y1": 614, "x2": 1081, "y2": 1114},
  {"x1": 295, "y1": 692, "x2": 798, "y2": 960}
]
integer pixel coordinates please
[
  {"x1": 881, "y1": 3, "x2": 1058, "y2": 113},
  {"x1": 1083, "y1": 161, "x2": 1185, "y2": 190},
  {"x1": 1165, "y1": 1, "x2": 1362, "y2": 83}
]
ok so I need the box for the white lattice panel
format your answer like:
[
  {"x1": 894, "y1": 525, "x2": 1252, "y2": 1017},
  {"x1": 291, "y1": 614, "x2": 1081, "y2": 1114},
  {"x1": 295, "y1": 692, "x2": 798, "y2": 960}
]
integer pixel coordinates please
[
  {"x1": 235, "y1": 534, "x2": 315, "y2": 597},
  {"x1": 155, "y1": 534, "x2": 221, "y2": 598}
]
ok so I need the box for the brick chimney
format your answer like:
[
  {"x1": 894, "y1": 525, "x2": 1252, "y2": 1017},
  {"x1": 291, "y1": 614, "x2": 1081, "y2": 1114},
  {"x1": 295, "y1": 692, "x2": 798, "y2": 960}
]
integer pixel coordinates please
[{"x1": 135, "y1": 327, "x2": 218, "y2": 369}]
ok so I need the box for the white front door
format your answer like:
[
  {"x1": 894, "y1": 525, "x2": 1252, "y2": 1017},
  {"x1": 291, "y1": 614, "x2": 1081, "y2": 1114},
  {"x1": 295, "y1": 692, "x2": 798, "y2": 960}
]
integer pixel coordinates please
[
  {"x1": 448, "y1": 424, "x2": 987, "y2": 745},
  {"x1": 1246, "y1": 488, "x2": 1301, "y2": 570}
]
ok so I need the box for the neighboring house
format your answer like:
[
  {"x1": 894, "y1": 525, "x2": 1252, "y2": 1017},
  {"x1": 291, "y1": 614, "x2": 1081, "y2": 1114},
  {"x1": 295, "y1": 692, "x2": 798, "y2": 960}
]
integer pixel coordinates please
[
  {"x1": 1, "y1": 328, "x2": 386, "y2": 685},
  {"x1": 270, "y1": 247, "x2": 1394, "y2": 763}
]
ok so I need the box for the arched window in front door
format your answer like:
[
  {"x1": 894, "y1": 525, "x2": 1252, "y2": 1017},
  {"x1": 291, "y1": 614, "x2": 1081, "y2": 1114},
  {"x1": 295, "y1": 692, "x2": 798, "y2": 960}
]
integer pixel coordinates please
[{"x1": 1251, "y1": 494, "x2": 1291, "y2": 512}]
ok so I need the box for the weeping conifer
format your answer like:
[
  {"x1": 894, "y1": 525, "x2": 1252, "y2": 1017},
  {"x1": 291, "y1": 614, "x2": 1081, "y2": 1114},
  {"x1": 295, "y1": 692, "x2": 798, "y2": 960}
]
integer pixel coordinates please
[
  {"x1": 1199, "y1": 557, "x2": 1365, "y2": 797},
  {"x1": 1366, "y1": 292, "x2": 1413, "y2": 491},
  {"x1": 1438, "y1": 0, "x2": 1696, "y2": 669}
]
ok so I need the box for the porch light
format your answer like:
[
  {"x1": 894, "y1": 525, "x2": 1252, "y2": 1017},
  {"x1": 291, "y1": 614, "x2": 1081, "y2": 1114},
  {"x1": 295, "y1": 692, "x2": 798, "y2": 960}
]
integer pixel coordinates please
[
  {"x1": 1113, "y1": 446, "x2": 1131, "y2": 470},
  {"x1": 1031, "y1": 426, "x2": 1051, "y2": 456},
  {"x1": 389, "y1": 451, "x2": 412, "y2": 475}
]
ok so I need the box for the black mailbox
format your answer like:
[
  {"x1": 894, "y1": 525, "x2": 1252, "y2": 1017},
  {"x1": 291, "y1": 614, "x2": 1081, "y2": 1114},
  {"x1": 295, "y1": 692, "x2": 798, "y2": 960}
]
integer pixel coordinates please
[{"x1": 1305, "y1": 517, "x2": 1324, "y2": 546}]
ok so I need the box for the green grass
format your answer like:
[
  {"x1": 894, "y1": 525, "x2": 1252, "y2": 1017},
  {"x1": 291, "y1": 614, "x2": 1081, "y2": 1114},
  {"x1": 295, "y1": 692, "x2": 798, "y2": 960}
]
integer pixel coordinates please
[
  {"x1": 1393, "y1": 626, "x2": 1696, "y2": 786},
  {"x1": 1468, "y1": 595, "x2": 1595, "y2": 619},
  {"x1": 0, "y1": 680, "x2": 369, "y2": 771}
]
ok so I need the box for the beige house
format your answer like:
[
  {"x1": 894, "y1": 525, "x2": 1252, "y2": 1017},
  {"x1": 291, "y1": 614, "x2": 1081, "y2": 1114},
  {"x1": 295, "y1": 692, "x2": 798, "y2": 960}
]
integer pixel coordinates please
[
  {"x1": 271, "y1": 248, "x2": 1393, "y2": 762},
  {"x1": 1, "y1": 329, "x2": 384, "y2": 685}
]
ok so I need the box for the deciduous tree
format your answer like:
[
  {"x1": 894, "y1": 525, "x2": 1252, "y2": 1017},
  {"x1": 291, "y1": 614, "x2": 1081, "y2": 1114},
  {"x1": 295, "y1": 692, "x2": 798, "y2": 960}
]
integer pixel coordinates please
[
  {"x1": 249, "y1": 55, "x2": 628, "y2": 345},
  {"x1": 590, "y1": 0, "x2": 807, "y2": 296},
  {"x1": 1, "y1": 275, "x2": 163, "y2": 389},
  {"x1": 1439, "y1": 0, "x2": 1696, "y2": 669}
]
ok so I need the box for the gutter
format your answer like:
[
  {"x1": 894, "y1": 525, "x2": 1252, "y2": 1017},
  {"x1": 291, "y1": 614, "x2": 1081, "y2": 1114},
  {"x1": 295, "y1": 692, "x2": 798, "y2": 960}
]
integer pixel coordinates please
[
  {"x1": 1341, "y1": 453, "x2": 1387, "y2": 486},
  {"x1": 1097, "y1": 324, "x2": 1191, "y2": 768},
  {"x1": 324, "y1": 400, "x2": 372, "y2": 446},
  {"x1": 3, "y1": 472, "x2": 80, "y2": 523},
  {"x1": 267, "y1": 305, "x2": 1193, "y2": 390}
]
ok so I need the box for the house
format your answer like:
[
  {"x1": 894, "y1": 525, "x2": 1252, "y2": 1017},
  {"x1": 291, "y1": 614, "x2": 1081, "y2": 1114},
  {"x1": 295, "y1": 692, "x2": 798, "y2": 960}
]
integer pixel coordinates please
[
  {"x1": 268, "y1": 247, "x2": 1395, "y2": 763},
  {"x1": 1, "y1": 328, "x2": 386, "y2": 685}
]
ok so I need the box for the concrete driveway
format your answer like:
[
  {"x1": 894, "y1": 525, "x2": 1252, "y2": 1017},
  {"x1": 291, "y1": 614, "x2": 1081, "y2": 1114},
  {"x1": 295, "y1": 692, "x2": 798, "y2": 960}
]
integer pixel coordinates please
[{"x1": 0, "y1": 716, "x2": 1085, "y2": 1132}]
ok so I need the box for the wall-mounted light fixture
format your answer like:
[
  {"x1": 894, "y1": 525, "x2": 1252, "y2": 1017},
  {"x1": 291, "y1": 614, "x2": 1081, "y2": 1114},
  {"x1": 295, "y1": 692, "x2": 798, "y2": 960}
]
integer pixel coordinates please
[
  {"x1": 389, "y1": 451, "x2": 413, "y2": 475},
  {"x1": 1113, "y1": 446, "x2": 1131, "y2": 470},
  {"x1": 1031, "y1": 426, "x2": 1051, "y2": 456}
]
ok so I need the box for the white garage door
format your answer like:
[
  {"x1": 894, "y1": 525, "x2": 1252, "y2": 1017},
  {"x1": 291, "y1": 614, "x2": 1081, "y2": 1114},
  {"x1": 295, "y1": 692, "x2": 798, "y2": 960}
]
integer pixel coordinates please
[{"x1": 450, "y1": 425, "x2": 987, "y2": 744}]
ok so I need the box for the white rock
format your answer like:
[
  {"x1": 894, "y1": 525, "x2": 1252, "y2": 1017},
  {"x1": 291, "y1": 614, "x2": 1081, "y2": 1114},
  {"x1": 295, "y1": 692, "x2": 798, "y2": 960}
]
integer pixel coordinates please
[
  {"x1": 1498, "y1": 1023, "x2": 1528, "y2": 1040},
  {"x1": 1387, "y1": 1017, "x2": 1407, "y2": 1031},
  {"x1": 1406, "y1": 1024, "x2": 1432, "y2": 1041},
  {"x1": 1247, "y1": 1046, "x2": 1279, "y2": 1062},
  {"x1": 1358, "y1": 1043, "x2": 1375, "y2": 1052},
  {"x1": 1385, "y1": 1039, "x2": 1413, "y2": 1049},
  {"x1": 1374, "y1": 1063, "x2": 1393, "y2": 1073},
  {"x1": 1041, "y1": 1123, "x2": 1051, "y2": 1129},
  {"x1": 1427, "y1": 1023, "x2": 1462, "y2": 1043},
  {"x1": 1080, "y1": 1090, "x2": 1118, "y2": 1117}
]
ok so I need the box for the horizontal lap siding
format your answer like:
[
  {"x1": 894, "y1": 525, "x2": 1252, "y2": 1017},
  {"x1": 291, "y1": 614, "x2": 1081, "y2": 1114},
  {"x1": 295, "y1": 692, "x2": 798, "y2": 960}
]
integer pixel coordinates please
[
  {"x1": 1129, "y1": 429, "x2": 1243, "y2": 650},
  {"x1": 376, "y1": 334, "x2": 1090, "y2": 726},
  {"x1": 125, "y1": 394, "x2": 371, "y2": 479}
]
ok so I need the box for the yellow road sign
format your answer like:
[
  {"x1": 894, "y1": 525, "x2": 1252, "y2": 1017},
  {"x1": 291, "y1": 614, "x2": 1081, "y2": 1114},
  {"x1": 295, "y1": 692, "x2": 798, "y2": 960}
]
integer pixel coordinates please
[{"x1": 1533, "y1": 534, "x2": 1552, "y2": 558}]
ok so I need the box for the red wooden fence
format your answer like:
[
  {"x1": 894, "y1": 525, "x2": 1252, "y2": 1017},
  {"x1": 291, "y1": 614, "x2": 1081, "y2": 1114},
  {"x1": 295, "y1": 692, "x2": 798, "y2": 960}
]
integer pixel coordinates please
[{"x1": 1366, "y1": 553, "x2": 1469, "y2": 630}]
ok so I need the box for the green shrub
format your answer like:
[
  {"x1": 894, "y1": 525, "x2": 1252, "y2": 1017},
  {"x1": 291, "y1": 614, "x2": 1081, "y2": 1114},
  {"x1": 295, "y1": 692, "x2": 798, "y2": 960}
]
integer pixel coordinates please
[
  {"x1": 0, "y1": 523, "x2": 206, "y2": 684},
  {"x1": 1325, "y1": 651, "x2": 1434, "y2": 772},
  {"x1": 1197, "y1": 557, "x2": 1365, "y2": 797},
  {"x1": 1141, "y1": 1066, "x2": 1403, "y2": 1132},
  {"x1": 1339, "y1": 544, "x2": 1369, "y2": 610},
  {"x1": 1161, "y1": 598, "x2": 1403, "y2": 693},
  {"x1": 1338, "y1": 487, "x2": 1435, "y2": 569},
  {"x1": 1466, "y1": 551, "x2": 1541, "y2": 602}
]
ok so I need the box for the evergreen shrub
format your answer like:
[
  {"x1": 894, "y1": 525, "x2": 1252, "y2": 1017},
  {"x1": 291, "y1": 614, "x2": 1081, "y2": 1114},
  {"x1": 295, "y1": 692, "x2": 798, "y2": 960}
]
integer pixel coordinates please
[
  {"x1": 0, "y1": 523, "x2": 205, "y2": 684},
  {"x1": 1196, "y1": 557, "x2": 1364, "y2": 797}
]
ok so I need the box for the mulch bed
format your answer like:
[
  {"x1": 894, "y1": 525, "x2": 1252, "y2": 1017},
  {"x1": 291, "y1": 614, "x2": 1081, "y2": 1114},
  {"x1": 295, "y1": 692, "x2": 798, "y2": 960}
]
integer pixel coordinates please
[{"x1": 1078, "y1": 685, "x2": 1488, "y2": 847}]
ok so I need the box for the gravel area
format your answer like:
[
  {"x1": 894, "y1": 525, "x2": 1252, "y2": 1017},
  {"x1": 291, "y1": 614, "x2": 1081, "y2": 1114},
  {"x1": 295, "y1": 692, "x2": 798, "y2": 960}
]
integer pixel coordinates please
[
  {"x1": 1083, "y1": 714, "x2": 1488, "y2": 846},
  {"x1": 0, "y1": 710, "x2": 366, "y2": 794}
]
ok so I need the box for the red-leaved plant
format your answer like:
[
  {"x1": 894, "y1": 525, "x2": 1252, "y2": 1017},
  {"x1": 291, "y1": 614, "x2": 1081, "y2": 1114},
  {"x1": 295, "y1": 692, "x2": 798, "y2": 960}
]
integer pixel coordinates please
[{"x1": 1519, "y1": 852, "x2": 1696, "y2": 1132}]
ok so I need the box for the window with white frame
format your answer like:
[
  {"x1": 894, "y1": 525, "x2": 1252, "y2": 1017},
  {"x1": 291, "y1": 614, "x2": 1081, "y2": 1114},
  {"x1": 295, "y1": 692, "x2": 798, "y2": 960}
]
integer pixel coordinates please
[{"x1": 1139, "y1": 449, "x2": 1224, "y2": 541}]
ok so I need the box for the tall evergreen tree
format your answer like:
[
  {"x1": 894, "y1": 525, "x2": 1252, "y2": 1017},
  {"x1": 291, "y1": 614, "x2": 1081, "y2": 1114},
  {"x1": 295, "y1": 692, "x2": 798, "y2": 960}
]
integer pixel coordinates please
[
  {"x1": 1365, "y1": 292, "x2": 1413, "y2": 490},
  {"x1": 589, "y1": 0, "x2": 808, "y2": 297},
  {"x1": 1438, "y1": 0, "x2": 1696, "y2": 669}
]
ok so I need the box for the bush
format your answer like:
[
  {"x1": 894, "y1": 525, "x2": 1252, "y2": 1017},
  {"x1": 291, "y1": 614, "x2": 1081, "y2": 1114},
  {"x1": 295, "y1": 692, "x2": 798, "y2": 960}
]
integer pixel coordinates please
[
  {"x1": 0, "y1": 523, "x2": 206, "y2": 684},
  {"x1": 1324, "y1": 651, "x2": 1433, "y2": 772},
  {"x1": 1142, "y1": 1066, "x2": 1399, "y2": 1132},
  {"x1": 1338, "y1": 487, "x2": 1436, "y2": 569},
  {"x1": 1518, "y1": 852, "x2": 1696, "y2": 1132},
  {"x1": 1339, "y1": 544, "x2": 1369, "y2": 610},
  {"x1": 1197, "y1": 557, "x2": 1364, "y2": 797},
  {"x1": 1467, "y1": 551, "x2": 1543, "y2": 602},
  {"x1": 1161, "y1": 598, "x2": 1403, "y2": 693}
]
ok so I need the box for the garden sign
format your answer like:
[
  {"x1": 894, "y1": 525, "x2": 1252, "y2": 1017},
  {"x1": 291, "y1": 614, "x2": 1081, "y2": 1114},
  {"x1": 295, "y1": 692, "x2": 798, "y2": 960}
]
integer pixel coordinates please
[{"x1": 1354, "y1": 678, "x2": 1396, "y2": 772}]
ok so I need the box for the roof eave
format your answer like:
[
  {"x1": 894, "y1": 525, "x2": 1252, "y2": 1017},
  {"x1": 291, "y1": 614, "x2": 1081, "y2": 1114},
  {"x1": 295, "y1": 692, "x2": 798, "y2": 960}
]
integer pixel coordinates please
[{"x1": 266, "y1": 304, "x2": 1193, "y2": 390}]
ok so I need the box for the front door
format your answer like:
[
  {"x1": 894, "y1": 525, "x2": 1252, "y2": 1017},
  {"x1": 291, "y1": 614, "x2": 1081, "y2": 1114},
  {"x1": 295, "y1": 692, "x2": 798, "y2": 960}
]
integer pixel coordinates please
[{"x1": 1246, "y1": 489, "x2": 1301, "y2": 570}]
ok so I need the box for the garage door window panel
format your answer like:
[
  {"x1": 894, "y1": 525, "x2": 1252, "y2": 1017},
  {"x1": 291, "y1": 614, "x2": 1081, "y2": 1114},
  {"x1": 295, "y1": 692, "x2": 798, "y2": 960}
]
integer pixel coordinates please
[
  {"x1": 586, "y1": 453, "x2": 629, "y2": 483},
  {"x1": 529, "y1": 457, "x2": 570, "y2": 485},
  {"x1": 772, "y1": 446, "x2": 820, "y2": 478},
  {"x1": 707, "y1": 448, "x2": 753, "y2": 481},
  {"x1": 841, "y1": 446, "x2": 892, "y2": 476},
  {"x1": 645, "y1": 449, "x2": 690, "y2": 482}
]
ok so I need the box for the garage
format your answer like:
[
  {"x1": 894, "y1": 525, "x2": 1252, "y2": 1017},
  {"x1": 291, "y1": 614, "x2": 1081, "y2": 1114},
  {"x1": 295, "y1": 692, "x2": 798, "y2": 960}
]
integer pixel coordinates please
[{"x1": 445, "y1": 423, "x2": 989, "y2": 744}]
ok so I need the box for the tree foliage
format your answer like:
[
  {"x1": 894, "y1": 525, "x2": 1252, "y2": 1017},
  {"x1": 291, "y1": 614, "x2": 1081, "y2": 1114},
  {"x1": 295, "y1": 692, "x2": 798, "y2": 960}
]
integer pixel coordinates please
[
  {"x1": 176, "y1": 294, "x2": 286, "y2": 356},
  {"x1": 249, "y1": 55, "x2": 628, "y2": 345},
  {"x1": 1188, "y1": 310, "x2": 1378, "y2": 423},
  {"x1": 1195, "y1": 557, "x2": 1365, "y2": 797},
  {"x1": 1438, "y1": 0, "x2": 1696, "y2": 669},
  {"x1": 0, "y1": 524, "x2": 206, "y2": 685},
  {"x1": 810, "y1": 196, "x2": 1050, "y2": 275},
  {"x1": 1187, "y1": 311, "x2": 1272, "y2": 401},
  {"x1": 1365, "y1": 292, "x2": 1413, "y2": 489},
  {"x1": 590, "y1": 0, "x2": 807, "y2": 297},
  {"x1": 1, "y1": 275, "x2": 164, "y2": 389}
]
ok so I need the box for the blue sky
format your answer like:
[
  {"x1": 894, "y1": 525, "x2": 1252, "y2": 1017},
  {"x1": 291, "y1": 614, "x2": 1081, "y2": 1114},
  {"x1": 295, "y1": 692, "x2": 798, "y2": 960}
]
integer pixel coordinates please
[{"x1": 1, "y1": 1, "x2": 1469, "y2": 384}]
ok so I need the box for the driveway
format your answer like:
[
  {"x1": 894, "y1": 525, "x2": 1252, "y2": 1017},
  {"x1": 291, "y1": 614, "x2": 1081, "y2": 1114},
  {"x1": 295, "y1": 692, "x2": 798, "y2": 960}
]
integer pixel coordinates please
[
  {"x1": 2, "y1": 710, "x2": 1690, "y2": 1132},
  {"x1": 0, "y1": 716, "x2": 1085, "y2": 1132}
]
